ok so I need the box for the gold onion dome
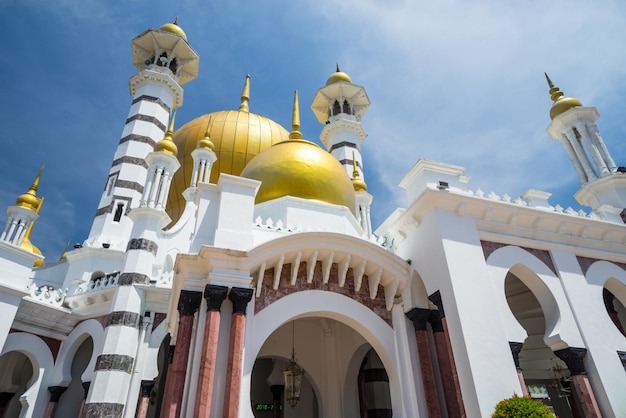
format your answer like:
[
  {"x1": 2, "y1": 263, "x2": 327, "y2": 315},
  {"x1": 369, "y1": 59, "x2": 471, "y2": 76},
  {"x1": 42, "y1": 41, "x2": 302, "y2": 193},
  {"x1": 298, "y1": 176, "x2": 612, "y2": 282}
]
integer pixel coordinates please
[
  {"x1": 351, "y1": 155, "x2": 367, "y2": 192},
  {"x1": 326, "y1": 64, "x2": 352, "y2": 85},
  {"x1": 197, "y1": 118, "x2": 215, "y2": 151},
  {"x1": 241, "y1": 91, "x2": 356, "y2": 211},
  {"x1": 20, "y1": 237, "x2": 44, "y2": 267},
  {"x1": 155, "y1": 113, "x2": 178, "y2": 156},
  {"x1": 160, "y1": 17, "x2": 187, "y2": 41},
  {"x1": 165, "y1": 75, "x2": 290, "y2": 223},
  {"x1": 545, "y1": 73, "x2": 582, "y2": 120},
  {"x1": 16, "y1": 166, "x2": 44, "y2": 211}
]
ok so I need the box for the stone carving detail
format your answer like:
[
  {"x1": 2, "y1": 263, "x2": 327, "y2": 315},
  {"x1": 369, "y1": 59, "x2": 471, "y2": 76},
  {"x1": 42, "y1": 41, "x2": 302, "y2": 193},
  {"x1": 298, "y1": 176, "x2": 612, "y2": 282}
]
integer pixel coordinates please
[
  {"x1": 406, "y1": 308, "x2": 431, "y2": 331},
  {"x1": 127, "y1": 238, "x2": 158, "y2": 256},
  {"x1": 107, "y1": 311, "x2": 142, "y2": 329},
  {"x1": 119, "y1": 272, "x2": 150, "y2": 286},
  {"x1": 554, "y1": 347, "x2": 587, "y2": 376},
  {"x1": 509, "y1": 342, "x2": 524, "y2": 369},
  {"x1": 177, "y1": 290, "x2": 202, "y2": 316},
  {"x1": 229, "y1": 287, "x2": 254, "y2": 315},
  {"x1": 94, "y1": 354, "x2": 134, "y2": 373},
  {"x1": 26, "y1": 283, "x2": 67, "y2": 306},
  {"x1": 204, "y1": 285, "x2": 228, "y2": 311}
]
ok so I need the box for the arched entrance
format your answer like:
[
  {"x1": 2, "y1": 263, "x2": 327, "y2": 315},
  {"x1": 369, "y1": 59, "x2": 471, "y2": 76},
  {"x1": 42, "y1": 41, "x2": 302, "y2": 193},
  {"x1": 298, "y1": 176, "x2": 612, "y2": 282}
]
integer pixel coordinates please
[
  {"x1": 246, "y1": 290, "x2": 401, "y2": 418},
  {"x1": 505, "y1": 270, "x2": 581, "y2": 417},
  {"x1": 0, "y1": 351, "x2": 33, "y2": 417},
  {"x1": 251, "y1": 317, "x2": 392, "y2": 418}
]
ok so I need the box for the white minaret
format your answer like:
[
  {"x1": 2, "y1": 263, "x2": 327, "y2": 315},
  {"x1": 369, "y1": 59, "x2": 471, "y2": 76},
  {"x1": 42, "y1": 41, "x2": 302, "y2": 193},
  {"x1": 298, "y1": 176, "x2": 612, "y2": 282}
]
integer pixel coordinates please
[
  {"x1": 311, "y1": 65, "x2": 371, "y2": 181},
  {"x1": 545, "y1": 74, "x2": 626, "y2": 222},
  {"x1": 86, "y1": 19, "x2": 199, "y2": 250}
]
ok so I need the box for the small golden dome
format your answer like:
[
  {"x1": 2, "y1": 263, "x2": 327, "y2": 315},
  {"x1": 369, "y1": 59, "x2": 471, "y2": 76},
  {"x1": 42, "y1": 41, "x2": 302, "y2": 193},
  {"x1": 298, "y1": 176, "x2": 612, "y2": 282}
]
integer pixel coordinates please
[
  {"x1": 155, "y1": 114, "x2": 178, "y2": 156},
  {"x1": 166, "y1": 110, "x2": 290, "y2": 222},
  {"x1": 326, "y1": 64, "x2": 352, "y2": 85},
  {"x1": 160, "y1": 17, "x2": 187, "y2": 41},
  {"x1": 545, "y1": 73, "x2": 582, "y2": 120},
  {"x1": 241, "y1": 139, "x2": 356, "y2": 211},
  {"x1": 20, "y1": 237, "x2": 43, "y2": 267},
  {"x1": 16, "y1": 166, "x2": 43, "y2": 211},
  {"x1": 350, "y1": 152, "x2": 367, "y2": 192}
]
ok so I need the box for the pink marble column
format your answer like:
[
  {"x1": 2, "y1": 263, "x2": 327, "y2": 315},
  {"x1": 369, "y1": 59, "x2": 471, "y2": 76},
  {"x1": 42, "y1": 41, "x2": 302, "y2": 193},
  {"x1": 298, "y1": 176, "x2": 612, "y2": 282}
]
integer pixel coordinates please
[
  {"x1": 136, "y1": 380, "x2": 154, "y2": 418},
  {"x1": 160, "y1": 290, "x2": 202, "y2": 418},
  {"x1": 406, "y1": 308, "x2": 441, "y2": 417},
  {"x1": 44, "y1": 386, "x2": 67, "y2": 418},
  {"x1": 555, "y1": 347, "x2": 601, "y2": 418},
  {"x1": 222, "y1": 288, "x2": 253, "y2": 418},
  {"x1": 194, "y1": 285, "x2": 228, "y2": 418},
  {"x1": 508, "y1": 342, "x2": 529, "y2": 396},
  {"x1": 429, "y1": 292, "x2": 466, "y2": 418}
]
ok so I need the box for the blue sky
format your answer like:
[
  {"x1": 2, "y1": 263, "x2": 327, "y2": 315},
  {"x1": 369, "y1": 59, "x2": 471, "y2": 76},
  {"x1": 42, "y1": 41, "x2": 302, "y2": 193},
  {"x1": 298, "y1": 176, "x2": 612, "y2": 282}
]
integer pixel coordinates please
[{"x1": 2, "y1": 0, "x2": 626, "y2": 261}]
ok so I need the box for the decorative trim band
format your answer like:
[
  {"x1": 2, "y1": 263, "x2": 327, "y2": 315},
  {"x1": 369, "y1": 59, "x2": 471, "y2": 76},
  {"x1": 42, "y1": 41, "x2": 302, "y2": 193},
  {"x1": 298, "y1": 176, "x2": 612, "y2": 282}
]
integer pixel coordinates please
[
  {"x1": 125, "y1": 114, "x2": 167, "y2": 132},
  {"x1": 84, "y1": 402, "x2": 124, "y2": 418},
  {"x1": 94, "y1": 196, "x2": 132, "y2": 217},
  {"x1": 107, "y1": 311, "x2": 142, "y2": 329},
  {"x1": 111, "y1": 156, "x2": 148, "y2": 169},
  {"x1": 127, "y1": 238, "x2": 158, "y2": 256},
  {"x1": 114, "y1": 179, "x2": 144, "y2": 194},
  {"x1": 338, "y1": 158, "x2": 362, "y2": 170},
  {"x1": 118, "y1": 133, "x2": 157, "y2": 147},
  {"x1": 118, "y1": 272, "x2": 151, "y2": 286},
  {"x1": 329, "y1": 141, "x2": 358, "y2": 152},
  {"x1": 131, "y1": 95, "x2": 171, "y2": 113},
  {"x1": 94, "y1": 354, "x2": 134, "y2": 373}
]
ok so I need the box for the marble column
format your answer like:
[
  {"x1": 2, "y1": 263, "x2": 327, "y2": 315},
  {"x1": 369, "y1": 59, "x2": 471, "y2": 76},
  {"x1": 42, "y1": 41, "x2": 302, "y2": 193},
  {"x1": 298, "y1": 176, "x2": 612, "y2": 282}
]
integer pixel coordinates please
[
  {"x1": 406, "y1": 307, "x2": 441, "y2": 417},
  {"x1": 269, "y1": 385, "x2": 284, "y2": 418},
  {"x1": 194, "y1": 284, "x2": 228, "y2": 418},
  {"x1": 509, "y1": 342, "x2": 529, "y2": 396},
  {"x1": 0, "y1": 392, "x2": 14, "y2": 417},
  {"x1": 160, "y1": 290, "x2": 202, "y2": 418},
  {"x1": 44, "y1": 386, "x2": 67, "y2": 418},
  {"x1": 136, "y1": 380, "x2": 154, "y2": 418},
  {"x1": 554, "y1": 347, "x2": 601, "y2": 418},
  {"x1": 222, "y1": 287, "x2": 253, "y2": 418},
  {"x1": 429, "y1": 291, "x2": 466, "y2": 418}
]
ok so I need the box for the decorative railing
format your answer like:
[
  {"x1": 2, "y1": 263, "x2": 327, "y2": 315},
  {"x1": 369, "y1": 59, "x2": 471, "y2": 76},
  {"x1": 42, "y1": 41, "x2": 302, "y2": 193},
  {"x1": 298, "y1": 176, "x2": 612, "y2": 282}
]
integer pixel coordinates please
[{"x1": 26, "y1": 283, "x2": 67, "y2": 307}]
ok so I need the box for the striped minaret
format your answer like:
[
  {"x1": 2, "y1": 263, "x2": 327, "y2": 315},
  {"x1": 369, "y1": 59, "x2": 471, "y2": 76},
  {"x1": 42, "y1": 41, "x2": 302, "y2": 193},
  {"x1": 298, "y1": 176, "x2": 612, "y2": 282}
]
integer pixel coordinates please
[
  {"x1": 84, "y1": 109, "x2": 184, "y2": 418},
  {"x1": 311, "y1": 65, "x2": 370, "y2": 182},
  {"x1": 86, "y1": 18, "x2": 198, "y2": 251}
]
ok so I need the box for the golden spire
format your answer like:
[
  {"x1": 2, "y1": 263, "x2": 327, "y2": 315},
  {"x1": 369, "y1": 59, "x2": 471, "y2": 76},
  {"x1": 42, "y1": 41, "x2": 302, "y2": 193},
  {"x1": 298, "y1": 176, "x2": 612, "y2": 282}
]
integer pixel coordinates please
[
  {"x1": 289, "y1": 90, "x2": 303, "y2": 139},
  {"x1": 197, "y1": 116, "x2": 216, "y2": 151},
  {"x1": 239, "y1": 74, "x2": 251, "y2": 112},
  {"x1": 60, "y1": 239, "x2": 71, "y2": 261},
  {"x1": 155, "y1": 111, "x2": 178, "y2": 156},
  {"x1": 544, "y1": 73, "x2": 582, "y2": 120},
  {"x1": 351, "y1": 151, "x2": 367, "y2": 192},
  {"x1": 174, "y1": 16, "x2": 179, "y2": 26},
  {"x1": 16, "y1": 165, "x2": 44, "y2": 211}
]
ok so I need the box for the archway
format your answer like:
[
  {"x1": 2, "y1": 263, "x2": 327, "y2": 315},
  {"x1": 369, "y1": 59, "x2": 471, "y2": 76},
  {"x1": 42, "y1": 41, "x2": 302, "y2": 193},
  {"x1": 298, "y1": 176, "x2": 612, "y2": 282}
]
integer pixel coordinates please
[
  {"x1": 505, "y1": 271, "x2": 581, "y2": 417},
  {"x1": 251, "y1": 317, "x2": 392, "y2": 418},
  {"x1": 0, "y1": 351, "x2": 33, "y2": 417},
  {"x1": 55, "y1": 337, "x2": 93, "y2": 416}
]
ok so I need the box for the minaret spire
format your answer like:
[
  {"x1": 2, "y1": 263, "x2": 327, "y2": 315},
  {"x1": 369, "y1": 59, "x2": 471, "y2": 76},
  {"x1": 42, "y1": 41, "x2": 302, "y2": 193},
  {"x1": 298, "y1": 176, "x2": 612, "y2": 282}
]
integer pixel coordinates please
[
  {"x1": 290, "y1": 90, "x2": 303, "y2": 139},
  {"x1": 239, "y1": 74, "x2": 251, "y2": 112}
]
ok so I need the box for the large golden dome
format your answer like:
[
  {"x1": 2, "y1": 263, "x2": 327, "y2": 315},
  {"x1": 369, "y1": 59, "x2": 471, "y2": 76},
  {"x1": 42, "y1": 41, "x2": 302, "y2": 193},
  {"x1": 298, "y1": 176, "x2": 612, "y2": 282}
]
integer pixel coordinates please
[
  {"x1": 240, "y1": 138, "x2": 356, "y2": 212},
  {"x1": 166, "y1": 109, "x2": 290, "y2": 222}
]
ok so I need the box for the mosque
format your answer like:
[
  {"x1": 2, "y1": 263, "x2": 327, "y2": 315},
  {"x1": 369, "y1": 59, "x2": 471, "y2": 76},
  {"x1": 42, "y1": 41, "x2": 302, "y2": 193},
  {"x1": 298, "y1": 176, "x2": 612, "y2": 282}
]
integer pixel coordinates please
[{"x1": 0, "y1": 18, "x2": 625, "y2": 418}]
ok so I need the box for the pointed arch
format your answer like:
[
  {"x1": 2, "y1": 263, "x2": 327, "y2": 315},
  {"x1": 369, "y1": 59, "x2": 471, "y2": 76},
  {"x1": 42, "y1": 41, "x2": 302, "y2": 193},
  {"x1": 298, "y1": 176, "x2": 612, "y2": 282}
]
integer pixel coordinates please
[{"x1": 51, "y1": 319, "x2": 104, "y2": 386}]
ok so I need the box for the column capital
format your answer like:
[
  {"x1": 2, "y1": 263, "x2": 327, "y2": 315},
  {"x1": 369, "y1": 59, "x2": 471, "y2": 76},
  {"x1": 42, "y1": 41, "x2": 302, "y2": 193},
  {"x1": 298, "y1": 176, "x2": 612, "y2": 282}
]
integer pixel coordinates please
[
  {"x1": 428, "y1": 309, "x2": 444, "y2": 333},
  {"x1": 48, "y1": 386, "x2": 67, "y2": 402},
  {"x1": 406, "y1": 308, "x2": 431, "y2": 331},
  {"x1": 229, "y1": 287, "x2": 254, "y2": 315},
  {"x1": 554, "y1": 347, "x2": 587, "y2": 376},
  {"x1": 178, "y1": 290, "x2": 202, "y2": 316},
  {"x1": 140, "y1": 380, "x2": 154, "y2": 398},
  {"x1": 428, "y1": 290, "x2": 446, "y2": 318},
  {"x1": 509, "y1": 342, "x2": 524, "y2": 370},
  {"x1": 204, "y1": 284, "x2": 228, "y2": 311}
]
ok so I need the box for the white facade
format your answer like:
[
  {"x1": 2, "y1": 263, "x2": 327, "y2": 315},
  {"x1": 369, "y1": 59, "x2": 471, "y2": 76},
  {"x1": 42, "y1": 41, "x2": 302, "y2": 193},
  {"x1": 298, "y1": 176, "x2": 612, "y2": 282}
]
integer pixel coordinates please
[{"x1": 0, "y1": 21, "x2": 625, "y2": 418}]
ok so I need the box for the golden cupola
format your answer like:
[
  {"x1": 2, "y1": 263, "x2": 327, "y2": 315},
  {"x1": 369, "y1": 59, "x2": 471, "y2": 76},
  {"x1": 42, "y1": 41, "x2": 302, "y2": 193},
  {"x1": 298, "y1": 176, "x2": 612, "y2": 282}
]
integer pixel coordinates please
[
  {"x1": 165, "y1": 75, "x2": 290, "y2": 223},
  {"x1": 16, "y1": 166, "x2": 45, "y2": 267},
  {"x1": 545, "y1": 73, "x2": 583, "y2": 120},
  {"x1": 155, "y1": 113, "x2": 178, "y2": 156},
  {"x1": 241, "y1": 91, "x2": 356, "y2": 212},
  {"x1": 326, "y1": 64, "x2": 353, "y2": 85},
  {"x1": 159, "y1": 17, "x2": 187, "y2": 41}
]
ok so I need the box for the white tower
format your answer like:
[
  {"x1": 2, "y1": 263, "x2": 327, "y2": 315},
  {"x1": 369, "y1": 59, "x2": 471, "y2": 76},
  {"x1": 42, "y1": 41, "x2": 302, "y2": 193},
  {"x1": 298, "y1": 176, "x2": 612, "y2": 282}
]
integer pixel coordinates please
[
  {"x1": 311, "y1": 66, "x2": 371, "y2": 181},
  {"x1": 86, "y1": 19, "x2": 199, "y2": 250},
  {"x1": 545, "y1": 75, "x2": 626, "y2": 222}
]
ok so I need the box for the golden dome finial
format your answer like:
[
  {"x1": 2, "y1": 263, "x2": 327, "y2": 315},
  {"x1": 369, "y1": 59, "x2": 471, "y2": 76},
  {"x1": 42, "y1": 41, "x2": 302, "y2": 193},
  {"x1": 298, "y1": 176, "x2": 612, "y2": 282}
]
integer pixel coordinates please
[
  {"x1": 545, "y1": 73, "x2": 583, "y2": 119},
  {"x1": 326, "y1": 64, "x2": 352, "y2": 85},
  {"x1": 351, "y1": 151, "x2": 367, "y2": 192},
  {"x1": 155, "y1": 112, "x2": 179, "y2": 156},
  {"x1": 239, "y1": 74, "x2": 251, "y2": 112},
  {"x1": 16, "y1": 165, "x2": 45, "y2": 211},
  {"x1": 160, "y1": 17, "x2": 188, "y2": 41},
  {"x1": 289, "y1": 90, "x2": 303, "y2": 139},
  {"x1": 197, "y1": 116, "x2": 216, "y2": 151}
]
